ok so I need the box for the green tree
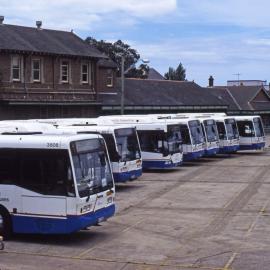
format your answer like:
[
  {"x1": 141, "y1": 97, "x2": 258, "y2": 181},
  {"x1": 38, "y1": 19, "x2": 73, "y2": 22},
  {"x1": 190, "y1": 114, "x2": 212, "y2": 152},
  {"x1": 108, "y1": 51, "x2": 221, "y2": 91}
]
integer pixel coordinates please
[
  {"x1": 164, "y1": 63, "x2": 186, "y2": 81},
  {"x1": 86, "y1": 37, "x2": 149, "y2": 78}
]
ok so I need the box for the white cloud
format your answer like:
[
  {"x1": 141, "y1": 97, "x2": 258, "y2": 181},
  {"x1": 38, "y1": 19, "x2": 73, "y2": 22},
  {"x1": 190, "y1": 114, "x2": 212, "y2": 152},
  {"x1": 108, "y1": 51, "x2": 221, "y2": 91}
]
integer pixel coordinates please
[
  {"x1": 0, "y1": 0, "x2": 177, "y2": 30},
  {"x1": 179, "y1": 0, "x2": 270, "y2": 28}
]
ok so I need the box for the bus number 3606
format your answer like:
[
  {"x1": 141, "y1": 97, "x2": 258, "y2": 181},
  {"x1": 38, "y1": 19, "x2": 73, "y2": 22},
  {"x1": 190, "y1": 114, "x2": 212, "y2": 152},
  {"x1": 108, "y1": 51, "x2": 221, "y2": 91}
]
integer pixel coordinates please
[{"x1": 47, "y1": 143, "x2": 59, "y2": 148}]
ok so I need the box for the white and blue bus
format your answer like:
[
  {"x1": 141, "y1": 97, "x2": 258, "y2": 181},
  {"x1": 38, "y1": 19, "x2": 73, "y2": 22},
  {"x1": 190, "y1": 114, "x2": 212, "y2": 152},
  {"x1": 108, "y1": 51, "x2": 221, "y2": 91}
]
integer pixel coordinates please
[
  {"x1": 154, "y1": 115, "x2": 205, "y2": 161},
  {"x1": 172, "y1": 114, "x2": 220, "y2": 156},
  {"x1": 98, "y1": 116, "x2": 183, "y2": 169},
  {"x1": 234, "y1": 116, "x2": 265, "y2": 150},
  {"x1": 0, "y1": 133, "x2": 115, "y2": 238},
  {"x1": 55, "y1": 123, "x2": 142, "y2": 182},
  {"x1": 214, "y1": 116, "x2": 240, "y2": 153}
]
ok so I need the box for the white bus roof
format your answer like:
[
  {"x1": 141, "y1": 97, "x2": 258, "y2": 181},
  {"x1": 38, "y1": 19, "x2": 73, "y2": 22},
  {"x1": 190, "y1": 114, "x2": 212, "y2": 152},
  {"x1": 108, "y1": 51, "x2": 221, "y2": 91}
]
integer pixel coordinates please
[
  {"x1": 0, "y1": 121, "x2": 63, "y2": 134},
  {"x1": 57, "y1": 124, "x2": 136, "y2": 134},
  {"x1": 233, "y1": 115, "x2": 261, "y2": 121},
  {"x1": 0, "y1": 133, "x2": 104, "y2": 149},
  {"x1": 35, "y1": 118, "x2": 136, "y2": 130}
]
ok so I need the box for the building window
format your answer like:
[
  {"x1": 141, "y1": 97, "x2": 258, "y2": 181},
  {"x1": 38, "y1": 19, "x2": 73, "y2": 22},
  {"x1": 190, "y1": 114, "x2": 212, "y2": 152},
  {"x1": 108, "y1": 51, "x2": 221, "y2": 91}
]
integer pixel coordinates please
[
  {"x1": 61, "y1": 61, "x2": 69, "y2": 83},
  {"x1": 32, "y1": 59, "x2": 41, "y2": 82},
  {"x1": 12, "y1": 56, "x2": 21, "y2": 81},
  {"x1": 106, "y1": 69, "x2": 113, "y2": 87},
  {"x1": 81, "y1": 63, "x2": 88, "y2": 84}
]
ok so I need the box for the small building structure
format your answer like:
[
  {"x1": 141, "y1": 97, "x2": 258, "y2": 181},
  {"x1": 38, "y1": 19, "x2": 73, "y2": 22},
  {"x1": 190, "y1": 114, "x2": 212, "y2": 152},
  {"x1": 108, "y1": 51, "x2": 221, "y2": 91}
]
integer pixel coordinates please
[
  {"x1": 0, "y1": 17, "x2": 111, "y2": 119},
  {"x1": 227, "y1": 80, "x2": 267, "y2": 87}
]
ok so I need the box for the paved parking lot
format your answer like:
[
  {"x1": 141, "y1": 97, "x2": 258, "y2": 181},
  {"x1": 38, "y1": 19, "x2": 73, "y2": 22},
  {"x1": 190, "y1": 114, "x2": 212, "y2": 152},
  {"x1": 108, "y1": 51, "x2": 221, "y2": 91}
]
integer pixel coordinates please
[{"x1": 1, "y1": 142, "x2": 270, "y2": 269}]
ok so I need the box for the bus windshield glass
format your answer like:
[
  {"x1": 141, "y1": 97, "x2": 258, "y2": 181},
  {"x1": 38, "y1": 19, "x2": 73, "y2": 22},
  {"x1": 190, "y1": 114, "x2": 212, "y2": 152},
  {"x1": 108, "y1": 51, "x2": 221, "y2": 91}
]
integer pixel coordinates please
[
  {"x1": 138, "y1": 129, "x2": 178, "y2": 156},
  {"x1": 253, "y1": 118, "x2": 264, "y2": 137},
  {"x1": 189, "y1": 120, "x2": 205, "y2": 144},
  {"x1": 237, "y1": 120, "x2": 255, "y2": 137},
  {"x1": 225, "y1": 119, "x2": 239, "y2": 140},
  {"x1": 71, "y1": 139, "x2": 113, "y2": 198},
  {"x1": 166, "y1": 125, "x2": 182, "y2": 154},
  {"x1": 203, "y1": 120, "x2": 218, "y2": 142},
  {"x1": 114, "y1": 128, "x2": 141, "y2": 162},
  {"x1": 180, "y1": 124, "x2": 191, "y2": 144}
]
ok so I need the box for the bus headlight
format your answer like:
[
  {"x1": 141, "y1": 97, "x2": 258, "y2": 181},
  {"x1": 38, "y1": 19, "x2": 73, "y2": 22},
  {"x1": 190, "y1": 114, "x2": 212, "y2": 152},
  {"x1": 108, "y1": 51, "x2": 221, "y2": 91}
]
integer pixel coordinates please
[
  {"x1": 107, "y1": 197, "x2": 113, "y2": 204},
  {"x1": 81, "y1": 204, "x2": 92, "y2": 213}
]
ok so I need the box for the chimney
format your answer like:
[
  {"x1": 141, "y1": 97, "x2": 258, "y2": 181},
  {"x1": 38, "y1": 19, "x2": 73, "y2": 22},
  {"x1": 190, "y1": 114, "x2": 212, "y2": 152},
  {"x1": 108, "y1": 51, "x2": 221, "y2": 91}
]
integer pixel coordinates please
[
  {"x1": 36, "y1": 21, "x2": 42, "y2": 29},
  {"x1": 209, "y1": 75, "x2": 214, "y2": 87},
  {"x1": 0, "y1": 16, "x2": 4, "y2": 25}
]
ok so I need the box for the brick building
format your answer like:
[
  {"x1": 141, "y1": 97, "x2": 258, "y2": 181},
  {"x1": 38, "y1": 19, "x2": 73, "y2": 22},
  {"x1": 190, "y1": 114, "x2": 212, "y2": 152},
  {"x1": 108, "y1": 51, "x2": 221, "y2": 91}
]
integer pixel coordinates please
[{"x1": 0, "y1": 17, "x2": 115, "y2": 119}]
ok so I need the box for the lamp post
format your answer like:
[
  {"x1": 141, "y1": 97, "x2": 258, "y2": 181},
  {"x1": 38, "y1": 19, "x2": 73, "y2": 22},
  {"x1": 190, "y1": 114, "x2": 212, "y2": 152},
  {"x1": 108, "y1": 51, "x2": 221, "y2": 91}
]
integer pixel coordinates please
[
  {"x1": 121, "y1": 55, "x2": 125, "y2": 115},
  {"x1": 120, "y1": 57, "x2": 150, "y2": 115}
]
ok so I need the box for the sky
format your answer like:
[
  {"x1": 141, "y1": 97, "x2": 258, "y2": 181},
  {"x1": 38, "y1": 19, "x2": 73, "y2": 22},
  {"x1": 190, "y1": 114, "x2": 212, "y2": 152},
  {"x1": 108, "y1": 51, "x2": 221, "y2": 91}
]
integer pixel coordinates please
[{"x1": 1, "y1": 0, "x2": 270, "y2": 86}]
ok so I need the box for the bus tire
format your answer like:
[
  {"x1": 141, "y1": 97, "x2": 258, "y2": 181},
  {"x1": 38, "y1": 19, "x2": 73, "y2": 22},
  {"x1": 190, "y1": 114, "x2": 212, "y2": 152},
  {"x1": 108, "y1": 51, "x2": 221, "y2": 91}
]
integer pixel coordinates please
[{"x1": 0, "y1": 207, "x2": 12, "y2": 240}]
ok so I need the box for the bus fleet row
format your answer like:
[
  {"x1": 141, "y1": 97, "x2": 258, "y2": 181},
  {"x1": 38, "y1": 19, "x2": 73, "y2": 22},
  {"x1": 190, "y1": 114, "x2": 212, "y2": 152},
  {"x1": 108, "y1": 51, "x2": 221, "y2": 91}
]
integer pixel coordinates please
[{"x1": 0, "y1": 113, "x2": 265, "y2": 238}]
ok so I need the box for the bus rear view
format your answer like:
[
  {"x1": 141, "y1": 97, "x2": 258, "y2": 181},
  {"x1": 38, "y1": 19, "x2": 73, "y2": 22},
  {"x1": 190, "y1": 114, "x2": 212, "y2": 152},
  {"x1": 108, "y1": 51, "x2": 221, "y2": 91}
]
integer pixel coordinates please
[{"x1": 0, "y1": 134, "x2": 115, "y2": 237}]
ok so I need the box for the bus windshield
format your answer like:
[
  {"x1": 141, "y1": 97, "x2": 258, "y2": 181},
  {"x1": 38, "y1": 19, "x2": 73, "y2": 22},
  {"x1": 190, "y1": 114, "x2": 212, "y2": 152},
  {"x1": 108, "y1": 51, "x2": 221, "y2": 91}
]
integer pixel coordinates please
[
  {"x1": 165, "y1": 125, "x2": 182, "y2": 154},
  {"x1": 189, "y1": 120, "x2": 205, "y2": 144},
  {"x1": 237, "y1": 120, "x2": 255, "y2": 137},
  {"x1": 138, "y1": 129, "x2": 179, "y2": 156},
  {"x1": 114, "y1": 128, "x2": 141, "y2": 162},
  {"x1": 203, "y1": 120, "x2": 218, "y2": 142},
  {"x1": 180, "y1": 124, "x2": 191, "y2": 144},
  {"x1": 253, "y1": 118, "x2": 264, "y2": 137},
  {"x1": 71, "y1": 139, "x2": 113, "y2": 198},
  {"x1": 225, "y1": 119, "x2": 239, "y2": 140}
]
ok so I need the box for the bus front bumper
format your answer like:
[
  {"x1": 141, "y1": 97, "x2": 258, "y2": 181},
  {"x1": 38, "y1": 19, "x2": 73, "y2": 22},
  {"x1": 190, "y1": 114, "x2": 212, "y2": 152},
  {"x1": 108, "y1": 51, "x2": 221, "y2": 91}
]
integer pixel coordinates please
[
  {"x1": 183, "y1": 150, "x2": 204, "y2": 161},
  {"x1": 12, "y1": 204, "x2": 116, "y2": 234},
  {"x1": 219, "y1": 145, "x2": 240, "y2": 153},
  {"x1": 113, "y1": 169, "x2": 142, "y2": 182},
  {"x1": 204, "y1": 147, "x2": 220, "y2": 156},
  {"x1": 239, "y1": 142, "x2": 265, "y2": 150},
  {"x1": 142, "y1": 160, "x2": 182, "y2": 169}
]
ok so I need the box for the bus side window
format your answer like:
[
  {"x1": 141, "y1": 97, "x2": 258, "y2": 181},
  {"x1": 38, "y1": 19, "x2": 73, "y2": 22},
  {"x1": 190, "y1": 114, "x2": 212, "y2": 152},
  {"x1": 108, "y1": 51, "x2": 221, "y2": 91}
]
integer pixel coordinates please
[{"x1": 0, "y1": 150, "x2": 20, "y2": 185}]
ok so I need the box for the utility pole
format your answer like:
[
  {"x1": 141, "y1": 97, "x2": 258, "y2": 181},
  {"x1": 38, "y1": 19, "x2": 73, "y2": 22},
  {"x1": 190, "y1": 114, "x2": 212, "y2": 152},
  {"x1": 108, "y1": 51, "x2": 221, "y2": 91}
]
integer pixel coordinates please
[{"x1": 120, "y1": 55, "x2": 125, "y2": 115}]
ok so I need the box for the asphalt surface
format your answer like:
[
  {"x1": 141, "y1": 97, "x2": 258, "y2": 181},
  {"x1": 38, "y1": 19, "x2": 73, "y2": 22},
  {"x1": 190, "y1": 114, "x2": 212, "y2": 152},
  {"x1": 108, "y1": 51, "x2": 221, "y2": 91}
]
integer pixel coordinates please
[{"x1": 1, "y1": 141, "x2": 270, "y2": 270}]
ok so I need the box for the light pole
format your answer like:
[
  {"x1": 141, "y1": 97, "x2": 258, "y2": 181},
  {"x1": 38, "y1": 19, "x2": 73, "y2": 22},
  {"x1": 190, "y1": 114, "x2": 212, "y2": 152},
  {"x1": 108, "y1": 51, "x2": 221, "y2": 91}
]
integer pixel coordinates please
[
  {"x1": 120, "y1": 57, "x2": 150, "y2": 115},
  {"x1": 120, "y1": 55, "x2": 125, "y2": 115}
]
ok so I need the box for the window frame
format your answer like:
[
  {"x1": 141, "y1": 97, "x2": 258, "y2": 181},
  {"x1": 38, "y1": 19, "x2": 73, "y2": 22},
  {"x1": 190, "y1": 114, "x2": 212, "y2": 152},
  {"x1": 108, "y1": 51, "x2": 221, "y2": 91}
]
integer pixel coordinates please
[
  {"x1": 32, "y1": 59, "x2": 41, "y2": 83},
  {"x1": 106, "y1": 69, "x2": 114, "y2": 87},
  {"x1": 81, "y1": 63, "x2": 89, "y2": 84},
  {"x1": 11, "y1": 56, "x2": 21, "y2": 82},
  {"x1": 61, "y1": 60, "x2": 70, "y2": 83}
]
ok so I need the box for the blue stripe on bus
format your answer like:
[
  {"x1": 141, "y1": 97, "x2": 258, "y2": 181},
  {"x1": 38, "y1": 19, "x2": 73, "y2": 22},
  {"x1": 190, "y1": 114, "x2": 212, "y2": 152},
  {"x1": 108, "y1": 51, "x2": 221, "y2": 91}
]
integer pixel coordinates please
[
  {"x1": 142, "y1": 160, "x2": 182, "y2": 169},
  {"x1": 183, "y1": 150, "x2": 205, "y2": 161},
  {"x1": 204, "y1": 147, "x2": 220, "y2": 156},
  {"x1": 113, "y1": 169, "x2": 142, "y2": 182},
  {"x1": 219, "y1": 145, "x2": 240, "y2": 153},
  {"x1": 11, "y1": 204, "x2": 116, "y2": 234},
  {"x1": 239, "y1": 142, "x2": 265, "y2": 150}
]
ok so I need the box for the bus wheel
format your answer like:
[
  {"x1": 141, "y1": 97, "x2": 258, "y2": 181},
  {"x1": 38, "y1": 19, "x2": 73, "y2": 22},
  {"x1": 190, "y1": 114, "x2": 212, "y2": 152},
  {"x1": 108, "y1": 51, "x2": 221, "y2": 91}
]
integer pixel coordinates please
[{"x1": 0, "y1": 208, "x2": 12, "y2": 240}]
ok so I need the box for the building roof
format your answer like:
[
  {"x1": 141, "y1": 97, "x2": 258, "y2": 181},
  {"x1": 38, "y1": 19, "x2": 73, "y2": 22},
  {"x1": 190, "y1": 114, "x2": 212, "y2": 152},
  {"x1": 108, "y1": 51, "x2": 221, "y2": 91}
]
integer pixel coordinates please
[
  {"x1": 203, "y1": 87, "x2": 240, "y2": 111},
  {"x1": 147, "y1": 68, "x2": 165, "y2": 80},
  {"x1": 225, "y1": 86, "x2": 268, "y2": 110},
  {"x1": 0, "y1": 23, "x2": 105, "y2": 58},
  {"x1": 100, "y1": 78, "x2": 230, "y2": 108},
  {"x1": 98, "y1": 59, "x2": 118, "y2": 69}
]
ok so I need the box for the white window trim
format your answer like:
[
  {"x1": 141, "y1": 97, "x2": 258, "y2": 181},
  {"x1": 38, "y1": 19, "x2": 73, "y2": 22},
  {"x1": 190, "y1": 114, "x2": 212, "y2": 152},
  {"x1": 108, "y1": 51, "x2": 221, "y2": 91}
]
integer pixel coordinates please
[
  {"x1": 61, "y1": 60, "x2": 70, "y2": 83},
  {"x1": 106, "y1": 69, "x2": 113, "y2": 87},
  {"x1": 81, "y1": 63, "x2": 89, "y2": 84},
  {"x1": 32, "y1": 59, "x2": 41, "y2": 82},
  {"x1": 11, "y1": 56, "x2": 21, "y2": 82}
]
